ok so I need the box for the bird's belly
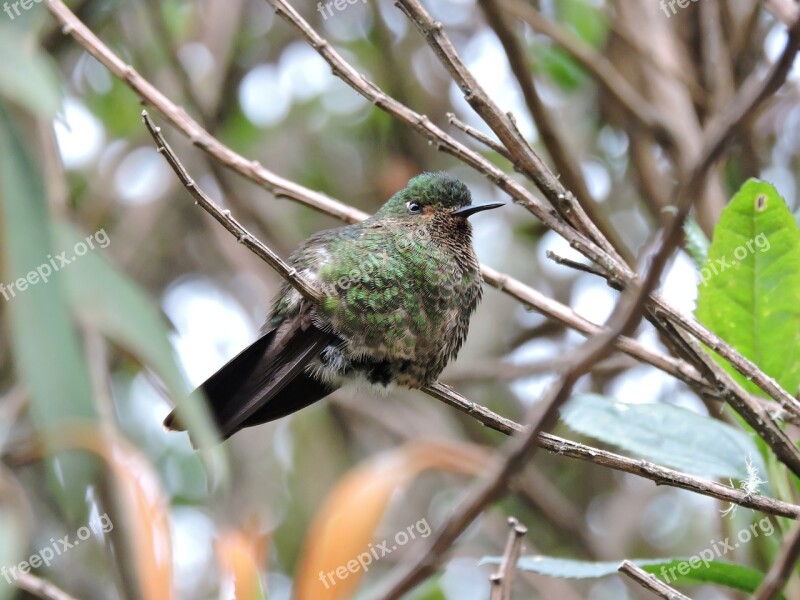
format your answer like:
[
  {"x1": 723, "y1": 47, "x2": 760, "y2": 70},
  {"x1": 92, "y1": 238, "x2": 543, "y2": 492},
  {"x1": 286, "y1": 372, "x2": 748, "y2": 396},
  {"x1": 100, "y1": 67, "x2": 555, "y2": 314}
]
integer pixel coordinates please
[{"x1": 307, "y1": 325, "x2": 458, "y2": 391}]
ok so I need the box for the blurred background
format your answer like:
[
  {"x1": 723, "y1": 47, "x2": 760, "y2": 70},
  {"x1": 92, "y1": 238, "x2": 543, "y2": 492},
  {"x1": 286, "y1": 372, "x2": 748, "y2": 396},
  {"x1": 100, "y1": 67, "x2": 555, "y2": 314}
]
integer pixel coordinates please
[{"x1": 1, "y1": 0, "x2": 800, "y2": 598}]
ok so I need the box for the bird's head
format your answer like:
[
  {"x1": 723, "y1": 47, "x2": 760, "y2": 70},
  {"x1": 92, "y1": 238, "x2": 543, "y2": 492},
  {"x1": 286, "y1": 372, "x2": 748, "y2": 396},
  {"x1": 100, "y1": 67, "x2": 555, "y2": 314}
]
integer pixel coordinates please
[{"x1": 374, "y1": 172, "x2": 503, "y2": 224}]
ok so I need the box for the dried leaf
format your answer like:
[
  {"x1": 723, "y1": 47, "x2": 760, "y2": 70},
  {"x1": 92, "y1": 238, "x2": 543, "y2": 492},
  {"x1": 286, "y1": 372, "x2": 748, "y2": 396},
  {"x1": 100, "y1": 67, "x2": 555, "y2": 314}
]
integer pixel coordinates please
[
  {"x1": 294, "y1": 438, "x2": 492, "y2": 600},
  {"x1": 216, "y1": 528, "x2": 269, "y2": 600}
]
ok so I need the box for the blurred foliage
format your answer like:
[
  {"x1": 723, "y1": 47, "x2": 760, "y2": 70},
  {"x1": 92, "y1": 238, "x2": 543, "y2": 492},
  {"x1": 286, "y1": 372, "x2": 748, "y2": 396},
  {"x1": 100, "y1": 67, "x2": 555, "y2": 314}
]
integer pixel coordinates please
[{"x1": 0, "y1": 0, "x2": 799, "y2": 599}]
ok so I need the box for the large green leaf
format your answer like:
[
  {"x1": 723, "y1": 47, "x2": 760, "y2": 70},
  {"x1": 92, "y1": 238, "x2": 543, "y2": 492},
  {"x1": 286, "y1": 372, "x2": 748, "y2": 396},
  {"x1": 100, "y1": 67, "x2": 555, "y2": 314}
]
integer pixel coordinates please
[
  {"x1": 0, "y1": 23, "x2": 61, "y2": 117},
  {"x1": 561, "y1": 394, "x2": 764, "y2": 481},
  {"x1": 0, "y1": 102, "x2": 96, "y2": 518},
  {"x1": 696, "y1": 179, "x2": 800, "y2": 396},
  {"x1": 478, "y1": 556, "x2": 778, "y2": 597}
]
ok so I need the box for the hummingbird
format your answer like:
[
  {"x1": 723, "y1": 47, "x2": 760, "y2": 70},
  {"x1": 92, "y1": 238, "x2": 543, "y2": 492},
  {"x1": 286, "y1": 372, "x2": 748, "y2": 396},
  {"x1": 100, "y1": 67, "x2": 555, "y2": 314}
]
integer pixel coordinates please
[{"x1": 164, "y1": 172, "x2": 502, "y2": 443}]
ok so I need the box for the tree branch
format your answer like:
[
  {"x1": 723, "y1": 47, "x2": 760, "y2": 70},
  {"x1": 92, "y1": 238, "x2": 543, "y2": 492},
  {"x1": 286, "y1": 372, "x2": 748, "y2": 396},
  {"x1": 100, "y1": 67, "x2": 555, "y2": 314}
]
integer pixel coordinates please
[
  {"x1": 140, "y1": 110, "x2": 322, "y2": 305},
  {"x1": 489, "y1": 517, "x2": 527, "y2": 600},
  {"x1": 619, "y1": 560, "x2": 690, "y2": 600},
  {"x1": 753, "y1": 523, "x2": 800, "y2": 600}
]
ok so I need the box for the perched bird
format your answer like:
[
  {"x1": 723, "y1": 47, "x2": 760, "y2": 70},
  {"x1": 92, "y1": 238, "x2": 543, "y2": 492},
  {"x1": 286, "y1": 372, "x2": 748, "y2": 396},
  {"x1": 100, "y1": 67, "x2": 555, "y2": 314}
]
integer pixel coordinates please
[{"x1": 164, "y1": 172, "x2": 502, "y2": 443}]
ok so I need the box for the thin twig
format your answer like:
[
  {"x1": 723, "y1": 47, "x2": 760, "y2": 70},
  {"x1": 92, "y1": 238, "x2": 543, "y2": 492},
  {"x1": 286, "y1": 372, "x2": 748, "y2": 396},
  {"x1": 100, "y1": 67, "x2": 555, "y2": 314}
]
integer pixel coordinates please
[
  {"x1": 478, "y1": 0, "x2": 633, "y2": 265},
  {"x1": 618, "y1": 560, "x2": 691, "y2": 600},
  {"x1": 499, "y1": 0, "x2": 672, "y2": 142},
  {"x1": 446, "y1": 113, "x2": 513, "y2": 161},
  {"x1": 753, "y1": 523, "x2": 800, "y2": 600},
  {"x1": 545, "y1": 251, "x2": 610, "y2": 280},
  {"x1": 45, "y1": 0, "x2": 365, "y2": 223},
  {"x1": 444, "y1": 354, "x2": 635, "y2": 383},
  {"x1": 13, "y1": 571, "x2": 80, "y2": 600},
  {"x1": 140, "y1": 110, "x2": 321, "y2": 305},
  {"x1": 489, "y1": 517, "x2": 527, "y2": 600}
]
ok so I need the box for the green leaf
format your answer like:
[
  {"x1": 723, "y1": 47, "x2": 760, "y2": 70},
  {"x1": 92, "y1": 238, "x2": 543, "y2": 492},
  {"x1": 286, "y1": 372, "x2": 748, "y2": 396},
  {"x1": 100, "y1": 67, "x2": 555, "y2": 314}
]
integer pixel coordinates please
[
  {"x1": 556, "y1": 0, "x2": 608, "y2": 48},
  {"x1": 684, "y1": 217, "x2": 710, "y2": 269},
  {"x1": 479, "y1": 556, "x2": 666, "y2": 578},
  {"x1": 0, "y1": 101, "x2": 96, "y2": 518},
  {"x1": 561, "y1": 394, "x2": 765, "y2": 481},
  {"x1": 533, "y1": 45, "x2": 587, "y2": 91},
  {"x1": 696, "y1": 179, "x2": 800, "y2": 396},
  {"x1": 641, "y1": 560, "x2": 775, "y2": 597},
  {"x1": 85, "y1": 76, "x2": 143, "y2": 138},
  {"x1": 55, "y1": 223, "x2": 227, "y2": 465},
  {"x1": 0, "y1": 23, "x2": 61, "y2": 117},
  {"x1": 407, "y1": 578, "x2": 448, "y2": 600},
  {"x1": 478, "y1": 556, "x2": 778, "y2": 598}
]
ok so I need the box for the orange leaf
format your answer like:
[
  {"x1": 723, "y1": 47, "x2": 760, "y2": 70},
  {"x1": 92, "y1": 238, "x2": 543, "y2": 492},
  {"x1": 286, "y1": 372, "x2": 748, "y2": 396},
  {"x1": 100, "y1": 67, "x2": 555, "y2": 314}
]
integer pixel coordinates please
[
  {"x1": 294, "y1": 438, "x2": 492, "y2": 600},
  {"x1": 216, "y1": 527, "x2": 269, "y2": 600},
  {"x1": 37, "y1": 427, "x2": 173, "y2": 600}
]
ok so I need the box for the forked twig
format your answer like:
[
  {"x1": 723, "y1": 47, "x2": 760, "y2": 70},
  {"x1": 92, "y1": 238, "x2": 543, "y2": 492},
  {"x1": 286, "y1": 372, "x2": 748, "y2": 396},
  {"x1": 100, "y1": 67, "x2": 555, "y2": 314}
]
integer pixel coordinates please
[{"x1": 489, "y1": 517, "x2": 527, "y2": 600}]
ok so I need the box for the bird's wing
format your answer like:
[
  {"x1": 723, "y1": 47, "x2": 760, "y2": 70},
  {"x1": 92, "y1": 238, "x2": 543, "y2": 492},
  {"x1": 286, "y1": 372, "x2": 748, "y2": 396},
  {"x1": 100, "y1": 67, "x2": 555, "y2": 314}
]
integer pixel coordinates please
[{"x1": 164, "y1": 304, "x2": 338, "y2": 443}]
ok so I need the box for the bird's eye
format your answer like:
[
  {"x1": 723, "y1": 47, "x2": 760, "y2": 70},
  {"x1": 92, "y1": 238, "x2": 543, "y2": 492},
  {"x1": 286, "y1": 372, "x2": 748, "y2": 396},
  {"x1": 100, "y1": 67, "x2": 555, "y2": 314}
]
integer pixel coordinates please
[{"x1": 406, "y1": 201, "x2": 422, "y2": 215}]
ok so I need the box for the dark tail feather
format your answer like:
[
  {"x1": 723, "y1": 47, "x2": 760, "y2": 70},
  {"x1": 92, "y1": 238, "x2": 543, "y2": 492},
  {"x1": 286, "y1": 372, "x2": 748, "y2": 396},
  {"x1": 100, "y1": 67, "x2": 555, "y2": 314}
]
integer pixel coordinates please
[{"x1": 165, "y1": 322, "x2": 337, "y2": 442}]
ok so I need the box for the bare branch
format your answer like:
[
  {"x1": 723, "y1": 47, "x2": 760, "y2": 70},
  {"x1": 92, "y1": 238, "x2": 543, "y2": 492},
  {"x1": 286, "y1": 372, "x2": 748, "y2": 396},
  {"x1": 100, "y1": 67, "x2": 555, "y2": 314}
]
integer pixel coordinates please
[
  {"x1": 446, "y1": 112, "x2": 512, "y2": 161},
  {"x1": 489, "y1": 517, "x2": 527, "y2": 600},
  {"x1": 618, "y1": 560, "x2": 691, "y2": 600},
  {"x1": 499, "y1": 0, "x2": 672, "y2": 142},
  {"x1": 478, "y1": 0, "x2": 633, "y2": 265},
  {"x1": 766, "y1": 0, "x2": 800, "y2": 26},
  {"x1": 753, "y1": 524, "x2": 800, "y2": 600},
  {"x1": 140, "y1": 110, "x2": 322, "y2": 305},
  {"x1": 12, "y1": 572, "x2": 80, "y2": 600}
]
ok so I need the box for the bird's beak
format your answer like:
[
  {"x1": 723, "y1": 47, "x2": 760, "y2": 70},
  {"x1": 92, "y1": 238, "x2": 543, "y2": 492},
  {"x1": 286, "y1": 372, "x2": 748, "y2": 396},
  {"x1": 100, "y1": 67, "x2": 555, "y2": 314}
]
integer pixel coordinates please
[{"x1": 451, "y1": 202, "x2": 504, "y2": 218}]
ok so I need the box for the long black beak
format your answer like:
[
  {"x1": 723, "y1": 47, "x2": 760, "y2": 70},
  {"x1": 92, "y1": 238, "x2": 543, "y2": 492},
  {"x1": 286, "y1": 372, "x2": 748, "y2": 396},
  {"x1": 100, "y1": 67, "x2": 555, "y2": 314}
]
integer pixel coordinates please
[{"x1": 452, "y1": 202, "x2": 504, "y2": 218}]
